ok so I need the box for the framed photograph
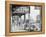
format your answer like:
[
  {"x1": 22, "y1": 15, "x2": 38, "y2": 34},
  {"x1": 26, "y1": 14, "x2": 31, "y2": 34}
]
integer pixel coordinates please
[{"x1": 5, "y1": 1, "x2": 45, "y2": 36}]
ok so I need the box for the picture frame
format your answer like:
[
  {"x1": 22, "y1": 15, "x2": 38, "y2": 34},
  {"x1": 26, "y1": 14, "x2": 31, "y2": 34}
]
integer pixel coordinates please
[{"x1": 5, "y1": 1, "x2": 45, "y2": 36}]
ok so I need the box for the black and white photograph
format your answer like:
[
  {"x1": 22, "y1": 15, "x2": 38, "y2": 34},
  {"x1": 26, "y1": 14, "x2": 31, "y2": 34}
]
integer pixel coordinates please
[{"x1": 10, "y1": 5, "x2": 42, "y2": 32}]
